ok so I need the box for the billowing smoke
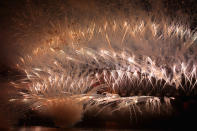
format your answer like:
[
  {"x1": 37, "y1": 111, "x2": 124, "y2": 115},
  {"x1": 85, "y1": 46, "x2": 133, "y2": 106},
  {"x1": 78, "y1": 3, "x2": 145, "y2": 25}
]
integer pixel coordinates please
[{"x1": 37, "y1": 98, "x2": 83, "y2": 128}]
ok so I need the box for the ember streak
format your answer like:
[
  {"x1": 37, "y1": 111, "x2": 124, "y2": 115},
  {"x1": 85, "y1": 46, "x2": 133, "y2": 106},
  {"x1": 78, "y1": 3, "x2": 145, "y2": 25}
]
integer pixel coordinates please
[{"x1": 11, "y1": 19, "x2": 197, "y2": 128}]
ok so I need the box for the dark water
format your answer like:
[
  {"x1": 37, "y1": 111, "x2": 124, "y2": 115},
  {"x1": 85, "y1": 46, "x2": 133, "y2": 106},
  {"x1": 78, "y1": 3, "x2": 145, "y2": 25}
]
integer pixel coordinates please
[{"x1": 15, "y1": 127, "x2": 159, "y2": 131}]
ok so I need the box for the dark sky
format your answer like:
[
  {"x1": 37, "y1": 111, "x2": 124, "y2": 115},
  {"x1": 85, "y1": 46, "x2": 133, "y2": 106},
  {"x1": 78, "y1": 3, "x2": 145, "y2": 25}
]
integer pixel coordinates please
[{"x1": 0, "y1": 0, "x2": 197, "y2": 69}]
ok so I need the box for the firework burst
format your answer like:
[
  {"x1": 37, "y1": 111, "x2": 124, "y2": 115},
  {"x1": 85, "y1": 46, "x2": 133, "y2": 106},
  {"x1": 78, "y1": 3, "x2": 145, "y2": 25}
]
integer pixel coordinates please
[{"x1": 9, "y1": 16, "x2": 197, "y2": 127}]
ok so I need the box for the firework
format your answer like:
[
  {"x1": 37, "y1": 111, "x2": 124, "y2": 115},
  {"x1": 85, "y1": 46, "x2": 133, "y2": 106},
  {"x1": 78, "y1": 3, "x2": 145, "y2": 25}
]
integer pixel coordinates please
[{"x1": 9, "y1": 16, "x2": 197, "y2": 128}]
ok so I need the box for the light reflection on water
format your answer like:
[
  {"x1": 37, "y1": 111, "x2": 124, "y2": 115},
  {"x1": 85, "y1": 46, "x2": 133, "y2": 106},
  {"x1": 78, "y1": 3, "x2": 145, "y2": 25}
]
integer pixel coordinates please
[{"x1": 16, "y1": 127, "x2": 157, "y2": 131}]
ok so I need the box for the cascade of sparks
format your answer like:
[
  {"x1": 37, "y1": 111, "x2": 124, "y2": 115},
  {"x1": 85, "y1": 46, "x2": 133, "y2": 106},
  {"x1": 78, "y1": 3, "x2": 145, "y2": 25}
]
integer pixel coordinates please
[{"x1": 11, "y1": 19, "x2": 197, "y2": 123}]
